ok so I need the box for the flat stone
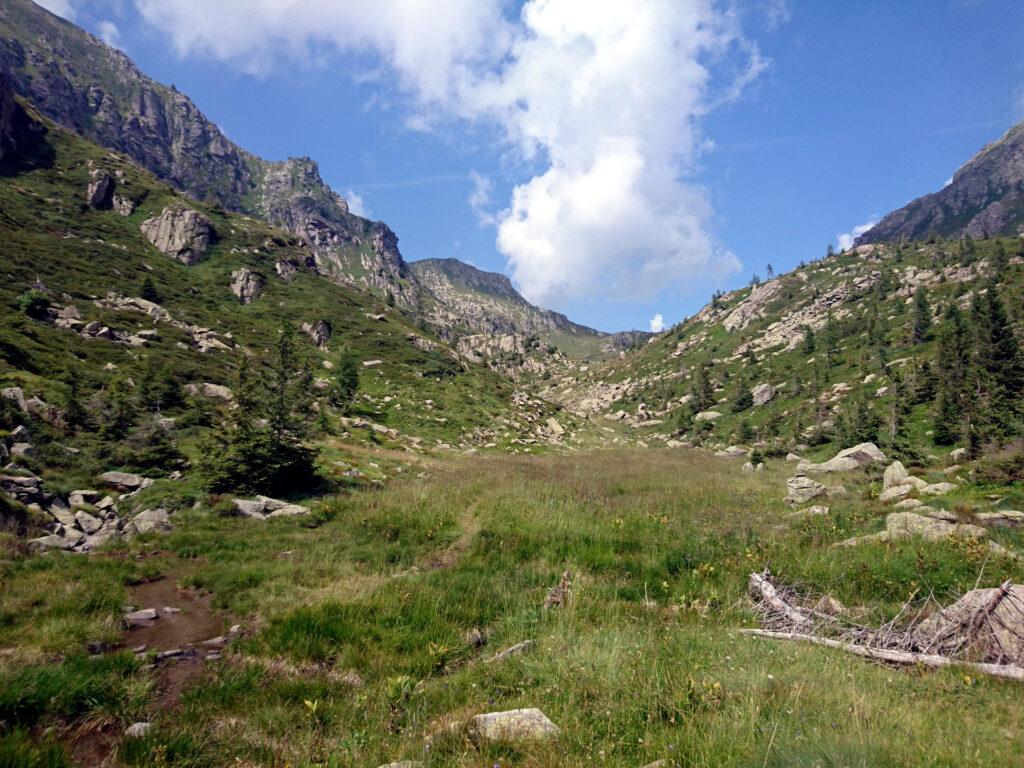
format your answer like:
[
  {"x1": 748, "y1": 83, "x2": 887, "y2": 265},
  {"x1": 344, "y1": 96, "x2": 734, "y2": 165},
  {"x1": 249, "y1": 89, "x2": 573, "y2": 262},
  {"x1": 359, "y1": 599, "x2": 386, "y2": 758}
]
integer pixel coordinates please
[
  {"x1": 28, "y1": 534, "x2": 76, "y2": 552},
  {"x1": 785, "y1": 475, "x2": 827, "y2": 506},
  {"x1": 75, "y1": 510, "x2": 103, "y2": 534},
  {"x1": 124, "y1": 608, "x2": 158, "y2": 623},
  {"x1": 921, "y1": 482, "x2": 956, "y2": 496},
  {"x1": 126, "y1": 508, "x2": 172, "y2": 534},
  {"x1": 98, "y1": 471, "x2": 151, "y2": 492}
]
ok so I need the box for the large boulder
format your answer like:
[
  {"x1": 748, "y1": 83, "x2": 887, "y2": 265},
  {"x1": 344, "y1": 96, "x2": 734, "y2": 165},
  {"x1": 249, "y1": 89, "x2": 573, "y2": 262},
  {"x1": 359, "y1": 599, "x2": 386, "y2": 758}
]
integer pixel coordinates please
[
  {"x1": 797, "y1": 443, "x2": 886, "y2": 474},
  {"x1": 914, "y1": 585, "x2": 1024, "y2": 664},
  {"x1": 86, "y1": 169, "x2": 114, "y2": 209},
  {"x1": 140, "y1": 207, "x2": 214, "y2": 265},
  {"x1": 468, "y1": 708, "x2": 560, "y2": 744},
  {"x1": 230, "y1": 268, "x2": 265, "y2": 304},
  {"x1": 785, "y1": 475, "x2": 828, "y2": 506},
  {"x1": 878, "y1": 484, "x2": 913, "y2": 503},
  {"x1": 694, "y1": 410, "x2": 722, "y2": 422},
  {"x1": 752, "y1": 382, "x2": 775, "y2": 407},
  {"x1": 882, "y1": 460, "x2": 909, "y2": 490},
  {"x1": 975, "y1": 510, "x2": 1024, "y2": 527}
]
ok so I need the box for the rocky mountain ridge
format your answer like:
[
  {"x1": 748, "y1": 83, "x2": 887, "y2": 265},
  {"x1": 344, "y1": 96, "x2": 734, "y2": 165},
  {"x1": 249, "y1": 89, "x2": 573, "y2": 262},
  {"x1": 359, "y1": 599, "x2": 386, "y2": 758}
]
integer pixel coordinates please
[{"x1": 857, "y1": 120, "x2": 1024, "y2": 244}]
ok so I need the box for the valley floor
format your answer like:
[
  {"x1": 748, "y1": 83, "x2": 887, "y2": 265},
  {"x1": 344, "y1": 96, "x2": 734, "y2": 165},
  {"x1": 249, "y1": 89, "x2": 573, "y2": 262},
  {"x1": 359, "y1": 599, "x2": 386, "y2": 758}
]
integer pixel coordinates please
[{"x1": 3, "y1": 448, "x2": 1024, "y2": 767}]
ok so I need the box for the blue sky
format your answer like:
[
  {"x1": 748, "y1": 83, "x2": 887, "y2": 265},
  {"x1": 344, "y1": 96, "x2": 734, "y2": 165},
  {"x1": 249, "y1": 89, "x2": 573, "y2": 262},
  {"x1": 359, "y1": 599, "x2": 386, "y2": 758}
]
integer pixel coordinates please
[{"x1": 40, "y1": 0, "x2": 1024, "y2": 333}]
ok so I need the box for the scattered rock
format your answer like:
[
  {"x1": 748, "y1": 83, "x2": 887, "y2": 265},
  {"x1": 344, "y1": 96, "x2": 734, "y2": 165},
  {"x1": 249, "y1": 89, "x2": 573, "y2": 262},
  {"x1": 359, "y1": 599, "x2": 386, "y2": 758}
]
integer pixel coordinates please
[
  {"x1": 28, "y1": 534, "x2": 77, "y2": 552},
  {"x1": 787, "y1": 505, "x2": 829, "y2": 519},
  {"x1": 895, "y1": 498, "x2": 925, "y2": 509},
  {"x1": 464, "y1": 627, "x2": 487, "y2": 648},
  {"x1": 742, "y1": 462, "x2": 754, "y2": 474},
  {"x1": 949, "y1": 447, "x2": 968, "y2": 462},
  {"x1": 882, "y1": 460, "x2": 909, "y2": 491},
  {"x1": 230, "y1": 268, "x2": 265, "y2": 304},
  {"x1": 469, "y1": 708, "x2": 560, "y2": 744},
  {"x1": 546, "y1": 417, "x2": 565, "y2": 436}
]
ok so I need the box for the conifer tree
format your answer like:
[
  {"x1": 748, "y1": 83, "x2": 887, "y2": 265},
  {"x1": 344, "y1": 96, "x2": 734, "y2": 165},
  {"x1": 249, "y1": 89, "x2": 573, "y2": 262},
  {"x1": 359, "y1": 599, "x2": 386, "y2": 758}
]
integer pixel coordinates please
[
  {"x1": 912, "y1": 287, "x2": 931, "y2": 343},
  {"x1": 332, "y1": 349, "x2": 360, "y2": 413},
  {"x1": 690, "y1": 363, "x2": 715, "y2": 411},
  {"x1": 732, "y1": 375, "x2": 753, "y2": 413}
]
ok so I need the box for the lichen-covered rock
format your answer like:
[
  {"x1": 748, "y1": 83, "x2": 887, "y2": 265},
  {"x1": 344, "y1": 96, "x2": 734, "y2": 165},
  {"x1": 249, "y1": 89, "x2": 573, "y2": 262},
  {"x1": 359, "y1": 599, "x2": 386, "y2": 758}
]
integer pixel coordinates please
[
  {"x1": 752, "y1": 382, "x2": 775, "y2": 406},
  {"x1": 98, "y1": 471, "x2": 152, "y2": 492},
  {"x1": 229, "y1": 268, "x2": 265, "y2": 304},
  {"x1": 882, "y1": 460, "x2": 909, "y2": 490},
  {"x1": 140, "y1": 207, "x2": 213, "y2": 265}
]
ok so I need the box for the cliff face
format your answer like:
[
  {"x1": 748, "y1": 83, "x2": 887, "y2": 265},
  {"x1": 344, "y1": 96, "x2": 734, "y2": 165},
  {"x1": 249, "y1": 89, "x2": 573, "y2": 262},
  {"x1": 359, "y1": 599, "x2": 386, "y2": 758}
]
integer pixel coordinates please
[
  {"x1": 857, "y1": 121, "x2": 1024, "y2": 245},
  {"x1": 0, "y1": 0, "x2": 417, "y2": 305}
]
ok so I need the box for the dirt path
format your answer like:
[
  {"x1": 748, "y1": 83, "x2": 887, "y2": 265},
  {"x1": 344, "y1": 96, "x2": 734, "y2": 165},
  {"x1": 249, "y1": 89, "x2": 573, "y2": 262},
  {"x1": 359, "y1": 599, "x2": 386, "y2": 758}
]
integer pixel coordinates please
[
  {"x1": 427, "y1": 503, "x2": 481, "y2": 570},
  {"x1": 70, "y1": 562, "x2": 230, "y2": 767}
]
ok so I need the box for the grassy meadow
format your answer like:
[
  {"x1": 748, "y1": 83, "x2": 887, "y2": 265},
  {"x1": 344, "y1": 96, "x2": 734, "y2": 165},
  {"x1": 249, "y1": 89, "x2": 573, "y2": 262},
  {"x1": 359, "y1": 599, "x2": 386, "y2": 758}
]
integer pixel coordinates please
[{"x1": 3, "y1": 448, "x2": 1024, "y2": 767}]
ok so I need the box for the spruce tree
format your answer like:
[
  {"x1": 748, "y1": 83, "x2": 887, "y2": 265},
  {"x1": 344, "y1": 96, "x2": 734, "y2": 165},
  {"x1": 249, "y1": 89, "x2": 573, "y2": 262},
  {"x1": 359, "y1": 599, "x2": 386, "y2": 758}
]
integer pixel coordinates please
[
  {"x1": 141, "y1": 276, "x2": 160, "y2": 303},
  {"x1": 332, "y1": 349, "x2": 360, "y2": 412},
  {"x1": 732, "y1": 376, "x2": 753, "y2": 413},
  {"x1": 802, "y1": 325, "x2": 816, "y2": 355}
]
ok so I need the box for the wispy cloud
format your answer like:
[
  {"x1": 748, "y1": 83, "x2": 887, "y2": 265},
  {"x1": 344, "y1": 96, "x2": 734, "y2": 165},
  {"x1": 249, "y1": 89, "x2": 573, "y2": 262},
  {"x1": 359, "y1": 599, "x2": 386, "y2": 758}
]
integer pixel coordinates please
[
  {"x1": 649, "y1": 313, "x2": 666, "y2": 333},
  {"x1": 97, "y1": 20, "x2": 122, "y2": 48},
  {"x1": 35, "y1": 0, "x2": 77, "y2": 19}
]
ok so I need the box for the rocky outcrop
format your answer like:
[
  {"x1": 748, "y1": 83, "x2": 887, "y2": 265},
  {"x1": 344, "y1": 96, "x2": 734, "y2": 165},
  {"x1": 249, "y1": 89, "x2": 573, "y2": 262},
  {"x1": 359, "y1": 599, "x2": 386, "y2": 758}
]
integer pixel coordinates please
[
  {"x1": 140, "y1": 207, "x2": 213, "y2": 265},
  {"x1": 0, "y1": 71, "x2": 47, "y2": 166},
  {"x1": 302, "y1": 319, "x2": 331, "y2": 348},
  {"x1": 722, "y1": 279, "x2": 781, "y2": 331},
  {"x1": 232, "y1": 496, "x2": 310, "y2": 520},
  {"x1": 858, "y1": 120, "x2": 1024, "y2": 243},
  {"x1": 752, "y1": 382, "x2": 775, "y2": 407},
  {"x1": 230, "y1": 268, "x2": 265, "y2": 304}
]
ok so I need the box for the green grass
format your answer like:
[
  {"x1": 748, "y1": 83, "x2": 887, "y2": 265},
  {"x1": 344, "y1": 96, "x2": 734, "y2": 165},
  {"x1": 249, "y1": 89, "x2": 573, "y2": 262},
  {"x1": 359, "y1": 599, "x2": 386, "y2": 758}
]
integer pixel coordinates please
[{"x1": 4, "y1": 449, "x2": 1024, "y2": 766}]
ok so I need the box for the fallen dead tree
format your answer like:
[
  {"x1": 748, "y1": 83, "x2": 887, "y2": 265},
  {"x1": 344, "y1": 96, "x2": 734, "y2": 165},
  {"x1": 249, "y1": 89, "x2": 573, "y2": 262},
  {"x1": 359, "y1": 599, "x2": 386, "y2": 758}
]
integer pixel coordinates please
[{"x1": 743, "y1": 570, "x2": 1024, "y2": 682}]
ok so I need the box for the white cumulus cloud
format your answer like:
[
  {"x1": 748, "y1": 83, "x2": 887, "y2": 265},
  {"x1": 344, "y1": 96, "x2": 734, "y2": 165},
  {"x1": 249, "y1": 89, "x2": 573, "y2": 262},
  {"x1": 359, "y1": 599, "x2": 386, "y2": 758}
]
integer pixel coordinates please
[
  {"x1": 133, "y1": 0, "x2": 763, "y2": 308},
  {"x1": 649, "y1": 313, "x2": 666, "y2": 333},
  {"x1": 836, "y1": 219, "x2": 877, "y2": 252}
]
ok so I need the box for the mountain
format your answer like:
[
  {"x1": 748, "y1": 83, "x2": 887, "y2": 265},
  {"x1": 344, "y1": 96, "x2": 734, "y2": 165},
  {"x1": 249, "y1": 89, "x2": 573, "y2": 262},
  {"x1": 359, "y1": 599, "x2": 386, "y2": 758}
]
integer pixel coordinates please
[
  {"x1": 0, "y1": 0, "x2": 418, "y2": 306},
  {"x1": 857, "y1": 121, "x2": 1024, "y2": 244}
]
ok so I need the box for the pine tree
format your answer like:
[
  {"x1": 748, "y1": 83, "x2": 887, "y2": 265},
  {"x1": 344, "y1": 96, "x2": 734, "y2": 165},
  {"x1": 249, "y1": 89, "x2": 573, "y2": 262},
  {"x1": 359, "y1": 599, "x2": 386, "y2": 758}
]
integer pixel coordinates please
[
  {"x1": 199, "y1": 326, "x2": 317, "y2": 495},
  {"x1": 690, "y1": 363, "x2": 715, "y2": 411},
  {"x1": 59, "y1": 369, "x2": 86, "y2": 432},
  {"x1": 912, "y1": 287, "x2": 931, "y2": 343}
]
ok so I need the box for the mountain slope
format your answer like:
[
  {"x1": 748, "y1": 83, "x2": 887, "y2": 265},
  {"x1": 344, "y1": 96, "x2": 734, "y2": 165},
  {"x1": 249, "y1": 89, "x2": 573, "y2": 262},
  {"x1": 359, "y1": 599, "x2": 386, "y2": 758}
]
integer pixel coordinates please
[
  {"x1": 0, "y1": 95, "x2": 570, "y2": 459},
  {"x1": 0, "y1": 0, "x2": 417, "y2": 306},
  {"x1": 857, "y1": 121, "x2": 1024, "y2": 244}
]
